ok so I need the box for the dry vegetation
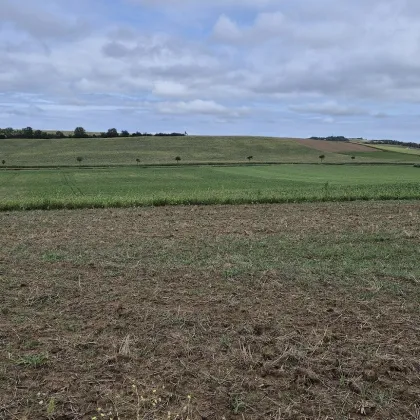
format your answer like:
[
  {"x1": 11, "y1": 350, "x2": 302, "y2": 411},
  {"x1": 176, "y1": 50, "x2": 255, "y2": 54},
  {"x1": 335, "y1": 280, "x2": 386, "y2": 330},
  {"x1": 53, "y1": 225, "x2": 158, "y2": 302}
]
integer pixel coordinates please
[{"x1": 1, "y1": 201, "x2": 420, "y2": 419}]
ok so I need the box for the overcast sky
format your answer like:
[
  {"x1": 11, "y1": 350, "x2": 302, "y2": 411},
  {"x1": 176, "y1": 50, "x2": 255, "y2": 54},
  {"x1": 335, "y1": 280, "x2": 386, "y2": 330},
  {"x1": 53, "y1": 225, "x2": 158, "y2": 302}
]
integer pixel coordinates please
[{"x1": 1, "y1": 0, "x2": 420, "y2": 140}]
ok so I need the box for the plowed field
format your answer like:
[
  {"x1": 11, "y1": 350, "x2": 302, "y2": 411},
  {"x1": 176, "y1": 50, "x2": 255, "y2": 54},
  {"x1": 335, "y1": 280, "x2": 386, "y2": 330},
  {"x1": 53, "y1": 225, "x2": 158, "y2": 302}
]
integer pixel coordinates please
[{"x1": 296, "y1": 139, "x2": 378, "y2": 153}]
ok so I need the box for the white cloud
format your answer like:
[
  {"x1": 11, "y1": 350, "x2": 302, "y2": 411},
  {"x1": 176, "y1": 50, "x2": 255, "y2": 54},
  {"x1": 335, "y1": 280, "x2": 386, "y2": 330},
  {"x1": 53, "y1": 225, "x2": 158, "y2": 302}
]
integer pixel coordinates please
[
  {"x1": 1, "y1": 0, "x2": 420, "y2": 140},
  {"x1": 153, "y1": 81, "x2": 190, "y2": 97},
  {"x1": 213, "y1": 15, "x2": 241, "y2": 42}
]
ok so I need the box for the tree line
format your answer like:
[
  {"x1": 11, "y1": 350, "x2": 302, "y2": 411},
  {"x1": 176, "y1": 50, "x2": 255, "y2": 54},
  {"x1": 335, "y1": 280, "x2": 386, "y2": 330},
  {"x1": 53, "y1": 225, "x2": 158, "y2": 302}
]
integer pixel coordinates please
[
  {"x1": 0, "y1": 127, "x2": 187, "y2": 139},
  {"x1": 366, "y1": 139, "x2": 420, "y2": 149},
  {"x1": 309, "y1": 136, "x2": 350, "y2": 142}
]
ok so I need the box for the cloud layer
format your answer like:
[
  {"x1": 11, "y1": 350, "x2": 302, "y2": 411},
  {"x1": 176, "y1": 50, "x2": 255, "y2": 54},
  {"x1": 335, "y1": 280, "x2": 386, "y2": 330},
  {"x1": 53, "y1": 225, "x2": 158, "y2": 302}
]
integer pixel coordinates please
[{"x1": 0, "y1": 0, "x2": 419, "y2": 140}]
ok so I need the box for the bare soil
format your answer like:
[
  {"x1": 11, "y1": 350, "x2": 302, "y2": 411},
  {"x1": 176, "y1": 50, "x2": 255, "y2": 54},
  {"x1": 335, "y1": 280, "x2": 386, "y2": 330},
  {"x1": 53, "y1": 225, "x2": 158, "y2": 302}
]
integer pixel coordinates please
[
  {"x1": 1, "y1": 202, "x2": 419, "y2": 419},
  {"x1": 295, "y1": 139, "x2": 378, "y2": 153}
]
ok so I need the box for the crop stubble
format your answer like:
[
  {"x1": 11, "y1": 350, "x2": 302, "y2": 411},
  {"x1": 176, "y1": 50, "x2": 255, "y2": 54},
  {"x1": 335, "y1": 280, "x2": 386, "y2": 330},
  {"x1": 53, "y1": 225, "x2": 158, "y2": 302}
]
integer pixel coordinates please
[{"x1": 1, "y1": 201, "x2": 419, "y2": 419}]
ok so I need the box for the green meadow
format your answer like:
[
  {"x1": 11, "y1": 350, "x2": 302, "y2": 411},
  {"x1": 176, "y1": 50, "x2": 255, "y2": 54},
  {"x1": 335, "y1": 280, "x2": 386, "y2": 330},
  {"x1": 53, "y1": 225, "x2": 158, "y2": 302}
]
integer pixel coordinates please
[{"x1": 1, "y1": 164, "x2": 419, "y2": 210}]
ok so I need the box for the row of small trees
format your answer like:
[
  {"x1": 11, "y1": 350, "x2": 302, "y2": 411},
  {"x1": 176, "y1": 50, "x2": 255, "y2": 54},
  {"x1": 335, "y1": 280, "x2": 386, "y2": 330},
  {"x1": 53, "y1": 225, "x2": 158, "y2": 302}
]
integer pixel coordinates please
[
  {"x1": 72, "y1": 155, "x2": 352, "y2": 165},
  {"x1": 0, "y1": 127, "x2": 187, "y2": 139},
  {"x1": 1, "y1": 155, "x2": 356, "y2": 166}
]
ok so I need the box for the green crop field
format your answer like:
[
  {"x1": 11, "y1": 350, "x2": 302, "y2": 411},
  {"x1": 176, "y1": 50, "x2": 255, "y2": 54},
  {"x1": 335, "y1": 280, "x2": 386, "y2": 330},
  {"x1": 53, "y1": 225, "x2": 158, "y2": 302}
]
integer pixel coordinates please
[
  {"x1": 367, "y1": 144, "x2": 420, "y2": 156},
  {"x1": 1, "y1": 136, "x2": 419, "y2": 167},
  {"x1": 1, "y1": 164, "x2": 419, "y2": 210},
  {"x1": 340, "y1": 150, "x2": 420, "y2": 162}
]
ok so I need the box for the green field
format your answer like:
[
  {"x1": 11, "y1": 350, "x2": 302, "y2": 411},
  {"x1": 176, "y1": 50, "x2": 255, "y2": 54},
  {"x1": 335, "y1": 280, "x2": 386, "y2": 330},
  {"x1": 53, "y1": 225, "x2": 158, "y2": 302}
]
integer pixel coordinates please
[
  {"x1": 1, "y1": 136, "x2": 419, "y2": 166},
  {"x1": 340, "y1": 150, "x2": 420, "y2": 162},
  {"x1": 367, "y1": 144, "x2": 420, "y2": 155},
  {"x1": 1, "y1": 165, "x2": 419, "y2": 210},
  {"x1": 0, "y1": 136, "x2": 331, "y2": 166}
]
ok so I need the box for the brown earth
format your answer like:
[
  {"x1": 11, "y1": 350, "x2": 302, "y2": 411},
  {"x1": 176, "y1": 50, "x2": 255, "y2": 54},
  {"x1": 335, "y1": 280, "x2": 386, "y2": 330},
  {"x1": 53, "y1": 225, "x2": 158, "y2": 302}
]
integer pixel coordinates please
[
  {"x1": 295, "y1": 139, "x2": 378, "y2": 153},
  {"x1": 1, "y1": 202, "x2": 419, "y2": 419}
]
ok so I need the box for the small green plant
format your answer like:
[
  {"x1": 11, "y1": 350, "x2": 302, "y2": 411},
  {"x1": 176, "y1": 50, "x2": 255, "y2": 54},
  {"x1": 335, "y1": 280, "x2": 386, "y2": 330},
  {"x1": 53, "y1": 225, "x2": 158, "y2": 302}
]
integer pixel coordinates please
[
  {"x1": 231, "y1": 395, "x2": 246, "y2": 414},
  {"x1": 351, "y1": 156, "x2": 356, "y2": 160},
  {"x1": 16, "y1": 353, "x2": 49, "y2": 368},
  {"x1": 220, "y1": 334, "x2": 231, "y2": 349},
  {"x1": 76, "y1": 156, "x2": 83, "y2": 165},
  {"x1": 319, "y1": 154, "x2": 325, "y2": 163},
  {"x1": 175, "y1": 156, "x2": 181, "y2": 163},
  {"x1": 1, "y1": 159, "x2": 5, "y2": 165},
  {"x1": 47, "y1": 397, "x2": 56, "y2": 418}
]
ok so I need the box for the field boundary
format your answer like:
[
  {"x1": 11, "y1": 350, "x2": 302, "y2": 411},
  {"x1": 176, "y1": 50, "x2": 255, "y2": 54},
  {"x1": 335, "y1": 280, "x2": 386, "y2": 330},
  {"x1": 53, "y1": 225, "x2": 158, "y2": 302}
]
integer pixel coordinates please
[
  {"x1": 2, "y1": 192, "x2": 420, "y2": 212},
  {"x1": 0, "y1": 161, "x2": 417, "y2": 171}
]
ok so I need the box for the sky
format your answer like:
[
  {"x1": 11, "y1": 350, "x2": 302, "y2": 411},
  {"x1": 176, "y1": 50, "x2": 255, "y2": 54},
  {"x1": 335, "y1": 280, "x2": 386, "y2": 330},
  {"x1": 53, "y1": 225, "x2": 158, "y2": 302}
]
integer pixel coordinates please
[{"x1": 1, "y1": 0, "x2": 420, "y2": 141}]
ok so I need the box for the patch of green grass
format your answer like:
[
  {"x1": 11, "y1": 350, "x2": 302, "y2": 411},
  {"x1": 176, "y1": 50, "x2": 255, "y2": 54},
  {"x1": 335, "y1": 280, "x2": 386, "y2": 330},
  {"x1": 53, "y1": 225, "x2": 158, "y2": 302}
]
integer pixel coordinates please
[
  {"x1": 15, "y1": 353, "x2": 49, "y2": 368},
  {"x1": 42, "y1": 252, "x2": 65, "y2": 262},
  {"x1": 340, "y1": 150, "x2": 420, "y2": 162},
  {"x1": 0, "y1": 165, "x2": 419, "y2": 210},
  {"x1": 231, "y1": 395, "x2": 246, "y2": 414}
]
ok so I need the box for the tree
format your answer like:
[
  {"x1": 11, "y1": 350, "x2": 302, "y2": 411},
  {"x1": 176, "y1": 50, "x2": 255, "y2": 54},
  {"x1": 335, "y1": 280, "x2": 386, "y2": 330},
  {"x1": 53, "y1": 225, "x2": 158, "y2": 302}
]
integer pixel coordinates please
[
  {"x1": 1, "y1": 160, "x2": 5, "y2": 165},
  {"x1": 351, "y1": 156, "x2": 356, "y2": 160},
  {"x1": 55, "y1": 131, "x2": 65, "y2": 139},
  {"x1": 247, "y1": 155, "x2": 253, "y2": 162},
  {"x1": 22, "y1": 127, "x2": 34, "y2": 138},
  {"x1": 33, "y1": 130, "x2": 45, "y2": 139},
  {"x1": 175, "y1": 156, "x2": 181, "y2": 163},
  {"x1": 74, "y1": 127, "x2": 88, "y2": 138},
  {"x1": 106, "y1": 128, "x2": 119, "y2": 138},
  {"x1": 136, "y1": 158, "x2": 140, "y2": 165},
  {"x1": 3, "y1": 128, "x2": 14, "y2": 138},
  {"x1": 121, "y1": 130, "x2": 130, "y2": 137},
  {"x1": 319, "y1": 155, "x2": 325, "y2": 163},
  {"x1": 76, "y1": 156, "x2": 83, "y2": 165}
]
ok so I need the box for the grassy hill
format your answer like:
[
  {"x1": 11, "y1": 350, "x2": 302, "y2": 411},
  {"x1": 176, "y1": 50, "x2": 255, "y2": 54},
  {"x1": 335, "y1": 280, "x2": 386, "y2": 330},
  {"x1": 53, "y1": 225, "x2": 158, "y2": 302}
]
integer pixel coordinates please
[{"x1": 2, "y1": 136, "x2": 419, "y2": 167}]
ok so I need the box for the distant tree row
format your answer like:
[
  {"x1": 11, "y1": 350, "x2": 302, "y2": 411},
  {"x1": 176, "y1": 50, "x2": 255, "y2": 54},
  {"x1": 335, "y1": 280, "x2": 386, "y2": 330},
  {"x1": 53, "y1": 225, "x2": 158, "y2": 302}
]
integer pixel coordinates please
[
  {"x1": 309, "y1": 136, "x2": 349, "y2": 142},
  {"x1": 0, "y1": 127, "x2": 187, "y2": 139},
  {"x1": 0, "y1": 127, "x2": 67, "y2": 140},
  {"x1": 367, "y1": 139, "x2": 420, "y2": 149}
]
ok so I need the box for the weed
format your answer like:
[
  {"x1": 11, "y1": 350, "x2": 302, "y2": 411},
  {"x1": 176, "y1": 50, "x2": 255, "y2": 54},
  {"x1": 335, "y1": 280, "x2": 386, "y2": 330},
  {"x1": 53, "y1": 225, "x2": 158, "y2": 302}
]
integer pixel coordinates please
[
  {"x1": 220, "y1": 334, "x2": 232, "y2": 350},
  {"x1": 47, "y1": 397, "x2": 56, "y2": 418},
  {"x1": 231, "y1": 394, "x2": 246, "y2": 414},
  {"x1": 16, "y1": 353, "x2": 49, "y2": 368}
]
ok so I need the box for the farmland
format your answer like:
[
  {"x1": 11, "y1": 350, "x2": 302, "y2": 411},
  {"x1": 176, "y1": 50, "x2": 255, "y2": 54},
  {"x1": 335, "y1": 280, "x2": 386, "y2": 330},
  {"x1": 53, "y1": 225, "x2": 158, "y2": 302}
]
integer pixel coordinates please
[
  {"x1": 0, "y1": 164, "x2": 420, "y2": 210},
  {"x1": 1, "y1": 201, "x2": 419, "y2": 419},
  {"x1": 1, "y1": 135, "x2": 420, "y2": 419},
  {"x1": 367, "y1": 144, "x2": 420, "y2": 156},
  {"x1": 1, "y1": 136, "x2": 420, "y2": 167}
]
